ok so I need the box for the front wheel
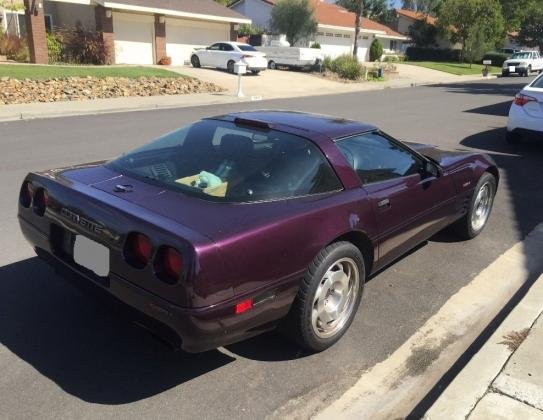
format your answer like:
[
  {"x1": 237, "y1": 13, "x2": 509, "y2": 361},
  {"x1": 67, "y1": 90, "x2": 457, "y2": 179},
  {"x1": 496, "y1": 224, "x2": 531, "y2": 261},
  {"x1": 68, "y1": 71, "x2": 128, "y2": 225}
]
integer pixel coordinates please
[
  {"x1": 268, "y1": 60, "x2": 277, "y2": 70},
  {"x1": 227, "y1": 60, "x2": 235, "y2": 74},
  {"x1": 282, "y1": 242, "x2": 365, "y2": 352},
  {"x1": 451, "y1": 172, "x2": 496, "y2": 239}
]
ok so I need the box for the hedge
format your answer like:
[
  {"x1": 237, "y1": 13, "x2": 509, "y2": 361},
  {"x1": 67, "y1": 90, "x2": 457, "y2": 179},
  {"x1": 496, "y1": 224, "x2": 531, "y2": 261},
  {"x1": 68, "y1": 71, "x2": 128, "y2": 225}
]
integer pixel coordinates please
[{"x1": 406, "y1": 47, "x2": 461, "y2": 62}]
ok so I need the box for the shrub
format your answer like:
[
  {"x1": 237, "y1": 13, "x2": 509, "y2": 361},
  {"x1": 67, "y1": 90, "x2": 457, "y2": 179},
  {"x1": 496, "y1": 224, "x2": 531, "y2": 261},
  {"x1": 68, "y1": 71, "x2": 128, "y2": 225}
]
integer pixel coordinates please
[
  {"x1": 369, "y1": 39, "x2": 383, "y2": 62},
  {"x1": 405, "y1": 46, "x2": 462, "y2": 62},
  {"x1": 56, "y1": 25, "x2": 110, "y2": 64},
  {"x1": 310, "y1": 42, "x2": 321, "y2": 49},
  {"x1": 482, "y1": 52, "x2": 510, "y2": 67},
  {"x1": 331, "y1": 54, "x2": 364, "y2": 80},
  {"x1": 322, "y1": 56, "x2": 333, "y2": 71},
  {"x1": 0, "y1": 33, "x2": 29, "y2": 62},
  {"x1": 47, "y1": 33, "x2": 63, "y2": 64},
  {"x1": 238, "y1": 23, "x2": 264, "y2": 37}
]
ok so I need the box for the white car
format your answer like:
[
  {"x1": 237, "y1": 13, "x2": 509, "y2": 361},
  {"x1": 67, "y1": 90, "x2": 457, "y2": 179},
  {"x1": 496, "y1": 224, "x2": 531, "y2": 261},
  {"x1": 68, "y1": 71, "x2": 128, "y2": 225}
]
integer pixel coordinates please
[
  {"x1": 506, "y1": 73, "x2": 543, "y2": 143},
  {"x1": 190, "y1": 42, "x2": 267, "y2": 75},
  {"x1": 502, "y1": 51, "x2": 543, "y2": 77}
]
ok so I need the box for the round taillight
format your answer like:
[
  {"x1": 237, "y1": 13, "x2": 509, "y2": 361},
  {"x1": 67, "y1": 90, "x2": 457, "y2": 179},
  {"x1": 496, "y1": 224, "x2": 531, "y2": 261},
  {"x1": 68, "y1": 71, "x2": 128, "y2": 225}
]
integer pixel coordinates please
[
  {"x1": 154, "y1": 246, "x2": 183, "y2": 284},
  {"x1": 32, "y1": 188, "x2": 48, "y2": 216},
  {"x1": 124, "y1": 232, "x2": 153, "y2": 269},
  {"x1": 19, "y1": 181, "x2": 32, "y2": 208}
]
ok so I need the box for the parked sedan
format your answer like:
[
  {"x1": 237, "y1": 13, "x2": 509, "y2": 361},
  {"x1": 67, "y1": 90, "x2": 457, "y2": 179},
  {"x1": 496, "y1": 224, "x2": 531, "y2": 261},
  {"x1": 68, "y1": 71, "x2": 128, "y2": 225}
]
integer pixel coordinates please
[
  {"x1": 191, "y1": 42, "x2": 267, "y2": 74},
  {"x1": 18, "y1": 111, "x2": 498, "y2": 353},
  {"x1": 506, "y1": 73, "x2": 543, "y2": 143}
]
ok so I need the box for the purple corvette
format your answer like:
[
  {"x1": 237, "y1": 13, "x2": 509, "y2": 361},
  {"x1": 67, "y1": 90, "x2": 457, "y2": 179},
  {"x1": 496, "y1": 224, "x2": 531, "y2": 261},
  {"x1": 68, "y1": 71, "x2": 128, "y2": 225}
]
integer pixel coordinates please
[{"x1": 18, "y1": 111, "x2": 498, "y2": 352}]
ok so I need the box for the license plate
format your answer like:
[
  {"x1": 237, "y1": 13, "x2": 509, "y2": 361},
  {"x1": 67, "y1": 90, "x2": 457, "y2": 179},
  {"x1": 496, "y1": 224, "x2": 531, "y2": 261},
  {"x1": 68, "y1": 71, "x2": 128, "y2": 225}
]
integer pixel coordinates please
[
  {"x1": 509, "y1": 66, "x2": 515, "y2": 72},
  {"x1": 73, "y1": 235, "x2": 110, "y2": 277}
]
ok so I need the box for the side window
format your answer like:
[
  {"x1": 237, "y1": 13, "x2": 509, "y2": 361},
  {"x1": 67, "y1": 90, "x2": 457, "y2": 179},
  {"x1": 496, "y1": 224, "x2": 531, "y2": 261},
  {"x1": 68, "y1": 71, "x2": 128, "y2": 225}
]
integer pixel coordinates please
[
  {"x1": 209, "y1": 43, "x2": 221, "y2": 51},
  {"x1": 336, "y1": 132, "x2": 422, "y2": 185},
  {"x1": 221, "y1": 43, "x2": 234, "y2": 51}
]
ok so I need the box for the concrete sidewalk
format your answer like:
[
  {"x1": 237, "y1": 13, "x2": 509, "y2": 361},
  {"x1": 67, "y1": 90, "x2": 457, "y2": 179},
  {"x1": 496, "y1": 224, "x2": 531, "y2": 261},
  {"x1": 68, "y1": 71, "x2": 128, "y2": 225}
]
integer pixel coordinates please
[
  {"x1": 0, "y1": 65, "x2": 494, "y2": 122},
  {"x1": 425, "y1": 272, "x2": 543, "y2": 419}
]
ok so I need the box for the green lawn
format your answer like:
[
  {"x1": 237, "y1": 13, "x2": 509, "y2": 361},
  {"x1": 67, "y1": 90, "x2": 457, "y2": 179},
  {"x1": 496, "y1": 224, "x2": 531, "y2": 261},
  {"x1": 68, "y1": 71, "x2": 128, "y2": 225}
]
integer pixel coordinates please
[
  {"x1": 0, "y1": 64, "x2": 185, "y2": 79},
  {"x1": 405, "y1": 61, "x2": 502, "y2": 76}
]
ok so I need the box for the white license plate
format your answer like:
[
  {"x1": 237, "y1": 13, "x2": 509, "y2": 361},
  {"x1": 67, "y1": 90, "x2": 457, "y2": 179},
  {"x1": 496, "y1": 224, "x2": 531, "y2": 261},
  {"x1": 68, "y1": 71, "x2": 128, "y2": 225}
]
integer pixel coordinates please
[
  {"x1": 509, "y1": 66, "x2": 515, "y2": 72},
  {"x1": 73, "y1": 235, "x2": 110, "y2": 277}
]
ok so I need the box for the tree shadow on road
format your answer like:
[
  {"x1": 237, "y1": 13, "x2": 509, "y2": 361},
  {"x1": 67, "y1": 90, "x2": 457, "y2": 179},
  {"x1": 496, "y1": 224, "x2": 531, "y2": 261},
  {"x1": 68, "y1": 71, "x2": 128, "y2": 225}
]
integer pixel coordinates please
[{"x1": 429, "y1": 79, "x2": 530, "y2": 97}]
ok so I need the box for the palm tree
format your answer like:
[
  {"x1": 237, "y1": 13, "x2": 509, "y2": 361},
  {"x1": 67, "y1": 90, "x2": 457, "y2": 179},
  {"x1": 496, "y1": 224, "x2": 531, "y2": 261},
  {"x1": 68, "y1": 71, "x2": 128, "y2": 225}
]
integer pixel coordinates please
[{"x1": 352, "y1": 0, "x2": 363, "y2": 58}]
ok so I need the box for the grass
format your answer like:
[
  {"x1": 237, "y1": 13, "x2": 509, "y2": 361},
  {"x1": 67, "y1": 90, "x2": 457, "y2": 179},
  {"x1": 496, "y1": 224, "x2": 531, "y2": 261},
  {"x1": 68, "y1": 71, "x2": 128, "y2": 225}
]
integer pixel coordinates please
[
  {"x1": 405, "y1": 61, "x2": 502, "y2": 76},
  {"x1": 0, "y1": 64, "x2": 185, "y2": 79}
]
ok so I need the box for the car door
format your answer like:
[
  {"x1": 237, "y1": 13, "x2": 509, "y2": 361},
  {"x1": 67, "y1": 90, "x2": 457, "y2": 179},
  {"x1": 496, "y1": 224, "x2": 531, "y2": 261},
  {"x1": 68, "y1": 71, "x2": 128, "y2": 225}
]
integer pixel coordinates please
[
  {"x1": 202, "y1": 43, "x2": 221, "y2": 67},
  {"x1": 219, "y1": 43, "x2": 236, "y2": 69},
  {"x1": 336, "y1": 131, "x2": 456, "y2": 266}
]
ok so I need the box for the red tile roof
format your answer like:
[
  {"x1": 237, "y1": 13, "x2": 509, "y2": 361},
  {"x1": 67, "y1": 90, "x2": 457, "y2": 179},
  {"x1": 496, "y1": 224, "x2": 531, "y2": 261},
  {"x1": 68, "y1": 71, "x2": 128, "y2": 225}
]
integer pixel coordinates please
[
  {"x1": 252, "y1": 0, "x2": 404, "y2": 37},
  {"x1": 396, "y1": 8, "x2": 437, "y2": 26}
]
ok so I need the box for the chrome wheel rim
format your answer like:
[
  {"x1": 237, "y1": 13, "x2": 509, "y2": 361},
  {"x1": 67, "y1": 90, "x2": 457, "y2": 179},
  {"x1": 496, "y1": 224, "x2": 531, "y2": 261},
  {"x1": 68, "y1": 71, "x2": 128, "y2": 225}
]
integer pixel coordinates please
[
  {"x1": 311, "y1": 258, "x2": 360, "y2": 339},
  {"x1": 471, "y1": 182, "x2": 493, "y2": 231}
]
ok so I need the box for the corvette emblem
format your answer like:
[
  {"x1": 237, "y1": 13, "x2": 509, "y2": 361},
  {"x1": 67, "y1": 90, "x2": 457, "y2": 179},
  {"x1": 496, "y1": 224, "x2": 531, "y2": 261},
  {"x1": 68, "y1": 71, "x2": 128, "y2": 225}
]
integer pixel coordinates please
[{"x1": 60, "y1": 208, "x2": 105, "y2": 235}]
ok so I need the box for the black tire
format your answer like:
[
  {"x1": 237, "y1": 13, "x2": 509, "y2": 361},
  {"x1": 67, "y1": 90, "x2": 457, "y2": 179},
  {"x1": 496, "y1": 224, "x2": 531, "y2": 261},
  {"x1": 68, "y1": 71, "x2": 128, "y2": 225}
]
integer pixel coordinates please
[
  {"x1": 227, "y1": 60, "x2": 235, "y2": 74},
  {"x1": 506, "y1": 129, "x2": 521, "y2": 144},
  {"x1": 501, "y1": 71, "x2": 509, "y2": 77},
  {"x1": 450, "y1": 172, "x2": 497, "y2": 240},
  {"x1": 251, "y1": 70, "x2": 260, "y2": 75},
  {"x1": 268, "y1": 60, "x2": 277, "y2": 70},
  {"x1": 190, "y1": 55, "x2": 200, "y2": 68},
  {"x1": 281, "y1": 241, "x2": 365, "y2": 352}
]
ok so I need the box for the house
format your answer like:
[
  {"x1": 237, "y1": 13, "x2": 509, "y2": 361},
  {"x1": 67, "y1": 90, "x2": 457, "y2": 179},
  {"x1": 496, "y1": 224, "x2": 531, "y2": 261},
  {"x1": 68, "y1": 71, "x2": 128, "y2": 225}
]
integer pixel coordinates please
[
  {"x1": 229, "y1": 0, "x2": 409, "y2": 61},
  {"x1": 395, "y1": 8, "x2": 458, "y2": 49},
  {"x1": 1, "y1": 0, "x2": 251, "y2": 65}
]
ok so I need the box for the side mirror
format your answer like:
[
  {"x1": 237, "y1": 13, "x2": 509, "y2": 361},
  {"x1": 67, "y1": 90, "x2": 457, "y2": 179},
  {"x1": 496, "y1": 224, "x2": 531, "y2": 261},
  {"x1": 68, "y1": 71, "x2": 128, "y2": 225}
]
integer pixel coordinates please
[{"x1": 422, "y1": 160, "x2": 442, "y2": 179}]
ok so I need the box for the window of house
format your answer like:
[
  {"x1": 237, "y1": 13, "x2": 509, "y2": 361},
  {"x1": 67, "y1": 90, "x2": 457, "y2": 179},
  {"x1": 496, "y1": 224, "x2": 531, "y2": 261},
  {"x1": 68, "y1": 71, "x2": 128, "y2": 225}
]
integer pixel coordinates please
[
  {"x1": 317, "y1": 32, "x2": 324, "y2": 36},
  {"x1": 325, "y1": 33, "x2": 333, "y2": 37},
  {"x1": 343, "y1": 34, "x2": 351, "y2": 38},
  {"x1": 390, "y1": 40, "x2": 397, "y2": 51},
  {"x1": 336, "y1": 131, "x2": 422, "y2": 185},
  {"x1": 335, "y1": 33, "x2": 342, "y2": 38}
]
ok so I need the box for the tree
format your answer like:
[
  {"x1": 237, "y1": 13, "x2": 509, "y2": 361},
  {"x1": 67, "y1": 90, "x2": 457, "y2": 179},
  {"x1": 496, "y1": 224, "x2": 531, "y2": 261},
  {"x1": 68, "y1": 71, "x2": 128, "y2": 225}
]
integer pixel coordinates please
[
  {"x1": 336, "y1": 0, "x2": 395, "y2": 27},
  {"x1": 408, "y1": 19, "x2": 438, "y2": 46},
  {"x1": 270, "y1": 0, "x2": 318, "y2": 46},
  {"x1": 353, "y1": 0, "x2": 363, "y2": 58},
  {"x1": 369, "y1": 38, "x2": 383, "y2": 61},
  {"x1": 213, "y1": 0, "x2": 231, "y2": 5},
  {"x1": 401, "y1": 0, "x2": 442, "y2": 13},
  {"x1": 517, "y1": 4, "x2": 543, "y2": 51},
  {"x1": 437, "y1": 0, "x2": 505, "y2": 62},
  {"x1": 499, "y1": 0, "x2": 536, "y2": 32}
]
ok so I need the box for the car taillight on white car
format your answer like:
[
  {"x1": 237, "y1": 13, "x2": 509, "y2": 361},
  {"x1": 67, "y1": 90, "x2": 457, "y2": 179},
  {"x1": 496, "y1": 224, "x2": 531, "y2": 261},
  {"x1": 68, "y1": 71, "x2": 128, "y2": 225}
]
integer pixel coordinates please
[{"x1": 514, "y1": 93, "x2": 537, "y2": 106}]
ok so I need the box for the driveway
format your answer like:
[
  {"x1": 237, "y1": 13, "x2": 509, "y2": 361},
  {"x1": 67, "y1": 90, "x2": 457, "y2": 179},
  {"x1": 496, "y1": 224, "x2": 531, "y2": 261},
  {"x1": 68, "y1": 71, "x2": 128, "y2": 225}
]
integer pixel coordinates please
[
  {"x1": 172, "y1": 64, "x2": 485, "y2": 100},
  {"x1": 0, "y1": 77, "x2": 541, "y2": 419}
]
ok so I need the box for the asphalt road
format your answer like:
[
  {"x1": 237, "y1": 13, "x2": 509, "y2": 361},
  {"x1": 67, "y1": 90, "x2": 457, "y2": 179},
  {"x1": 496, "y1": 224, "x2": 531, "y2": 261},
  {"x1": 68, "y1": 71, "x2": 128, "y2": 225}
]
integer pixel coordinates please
[{"x1": 1, "y1": 76, "x2": 542, "y2": 420}]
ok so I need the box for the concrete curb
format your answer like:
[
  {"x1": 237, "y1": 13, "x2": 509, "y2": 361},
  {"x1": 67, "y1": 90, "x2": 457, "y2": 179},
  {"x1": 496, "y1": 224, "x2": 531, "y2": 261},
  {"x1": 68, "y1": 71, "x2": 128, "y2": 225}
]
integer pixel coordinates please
[{"x1": 0, "y1": 75, "x2": 498, "y2": 123}]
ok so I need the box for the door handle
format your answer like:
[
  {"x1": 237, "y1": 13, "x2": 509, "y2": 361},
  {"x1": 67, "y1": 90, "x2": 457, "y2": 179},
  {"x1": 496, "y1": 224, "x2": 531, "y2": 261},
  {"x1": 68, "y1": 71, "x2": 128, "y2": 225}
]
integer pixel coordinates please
[{"x1": 377, "y1": 198, "x2": 391, "y2": 208}]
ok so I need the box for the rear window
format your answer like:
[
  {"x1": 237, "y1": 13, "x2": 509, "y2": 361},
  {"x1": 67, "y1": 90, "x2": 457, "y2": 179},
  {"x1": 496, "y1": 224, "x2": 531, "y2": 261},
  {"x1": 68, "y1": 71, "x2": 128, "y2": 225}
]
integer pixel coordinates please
[
  {"x1": 238, "y1": 44, "x2": 257, "y2": 52},
  {"x1": 108, "y1": 120, "x2": 342, "y2": 202}
]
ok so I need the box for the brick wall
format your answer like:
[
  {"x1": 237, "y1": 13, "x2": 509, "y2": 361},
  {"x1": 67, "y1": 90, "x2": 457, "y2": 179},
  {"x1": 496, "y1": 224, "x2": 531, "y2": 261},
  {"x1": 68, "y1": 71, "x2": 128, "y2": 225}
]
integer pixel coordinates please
[
  {"x1": 154, "y1": 15, "x2": 166, "y2": 64},
  {"x1": 23, "y1": 0, "x2": 48, "y2": 64},
  {"x1": 95, "y1": 6, "x2": 115, "y2": 64}
]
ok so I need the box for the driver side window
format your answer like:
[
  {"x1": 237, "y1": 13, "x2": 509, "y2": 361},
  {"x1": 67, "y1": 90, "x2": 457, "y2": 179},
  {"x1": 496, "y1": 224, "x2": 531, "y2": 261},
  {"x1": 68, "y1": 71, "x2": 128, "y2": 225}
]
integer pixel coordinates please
[
  {"x1": 209, "y1": 44, "x2": 221, "y2": 51},
  {"x1": 337, "y1": 131, "x2": 422, "y2": 185}
]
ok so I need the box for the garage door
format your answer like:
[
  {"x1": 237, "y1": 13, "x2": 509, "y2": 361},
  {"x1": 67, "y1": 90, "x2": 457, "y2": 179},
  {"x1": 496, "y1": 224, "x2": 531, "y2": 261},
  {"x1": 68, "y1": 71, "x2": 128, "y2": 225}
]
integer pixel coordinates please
[
  {"x1": 113, "y1": 12, "x2": 154, "y2": 65},
  {"x1": 166, "y1": 18, "x2": 230, "y2": 65}
]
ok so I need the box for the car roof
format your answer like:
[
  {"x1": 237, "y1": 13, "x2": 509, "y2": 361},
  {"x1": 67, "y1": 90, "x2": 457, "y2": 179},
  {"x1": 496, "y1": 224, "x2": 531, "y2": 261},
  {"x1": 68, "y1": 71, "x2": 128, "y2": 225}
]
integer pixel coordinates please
[{"x1": 210, "y1": 110, "x2": 377, "y2": 140}]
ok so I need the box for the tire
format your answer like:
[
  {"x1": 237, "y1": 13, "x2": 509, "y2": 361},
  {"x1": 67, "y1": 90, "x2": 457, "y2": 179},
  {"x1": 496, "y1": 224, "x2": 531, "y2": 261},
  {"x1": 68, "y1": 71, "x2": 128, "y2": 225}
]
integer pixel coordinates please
[
  {"x1": 451, "y1": 172, "x2": 497, "y2": 240},
  {"x1": 268, "y1": 60, "x2": 277, "y2": 70},
  {"x1": 190, "y1": 55, "x2": 200, "y2": 68},
  {"x1": 501, "y1": 71, "x2": 509, "y2": 77},
  {"x1": 281, "y1": 241, "x2": 365, "y2": 352},
  {"x1": 227, "y1": 60, "x2": 235, "y2": 74},
  {"x1": 251, "y1": 70, "x2": 260, "y2": 75},
  {"x1": 506, "y1": 129, "x2": 521, "y2": 144}
]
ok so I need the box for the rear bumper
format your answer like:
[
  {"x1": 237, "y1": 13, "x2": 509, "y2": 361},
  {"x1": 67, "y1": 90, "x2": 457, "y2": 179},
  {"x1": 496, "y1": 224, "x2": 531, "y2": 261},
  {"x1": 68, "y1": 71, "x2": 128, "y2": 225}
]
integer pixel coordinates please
[
  {"x1": 507, "y1": 103, "x2": 543, "y2": 134},
  {"x1": 19, "y1": 216, "x2": 299, "y2": 352}
]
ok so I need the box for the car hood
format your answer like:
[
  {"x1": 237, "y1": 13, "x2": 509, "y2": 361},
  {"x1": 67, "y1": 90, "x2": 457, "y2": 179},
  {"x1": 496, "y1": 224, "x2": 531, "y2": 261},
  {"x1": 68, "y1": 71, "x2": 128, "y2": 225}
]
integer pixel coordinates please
[
  {"x1": 504, "y1": 58, "x2": 530, "y2": 64},
  {"x1": 405, "y1": 142, "x2": 484, "y2": 172}
]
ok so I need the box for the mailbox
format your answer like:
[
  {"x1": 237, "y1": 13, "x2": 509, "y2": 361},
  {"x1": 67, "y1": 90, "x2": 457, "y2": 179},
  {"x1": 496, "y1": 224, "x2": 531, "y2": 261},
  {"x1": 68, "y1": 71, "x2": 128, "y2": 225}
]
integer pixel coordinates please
[
  {"x1": 234, "y1": 62, "x2": 247, "y2": 75},
  {"x1": 482, "y1": 60, "x2": 492, "y2": 65}
]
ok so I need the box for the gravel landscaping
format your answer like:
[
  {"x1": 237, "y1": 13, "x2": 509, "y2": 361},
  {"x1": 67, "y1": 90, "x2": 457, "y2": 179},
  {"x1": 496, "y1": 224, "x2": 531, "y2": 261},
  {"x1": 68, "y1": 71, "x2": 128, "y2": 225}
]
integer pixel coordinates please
[{"x1": 0, "y1": 76, "x2": 225, "y2": 105}]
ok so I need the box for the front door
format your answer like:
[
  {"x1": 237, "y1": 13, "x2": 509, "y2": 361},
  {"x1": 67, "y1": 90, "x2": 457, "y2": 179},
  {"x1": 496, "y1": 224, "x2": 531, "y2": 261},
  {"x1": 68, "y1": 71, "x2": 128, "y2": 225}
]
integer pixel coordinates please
[{"x1": 336, "y1": 131, "x2": 456, "y2": 266}]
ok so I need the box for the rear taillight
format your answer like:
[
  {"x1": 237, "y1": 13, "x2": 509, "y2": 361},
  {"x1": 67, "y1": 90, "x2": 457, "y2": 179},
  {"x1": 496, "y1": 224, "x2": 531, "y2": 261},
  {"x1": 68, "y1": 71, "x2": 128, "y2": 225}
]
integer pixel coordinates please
[
  {"x1": 124, "y1": 232, "x2": 153, "y2": 268},
  {"x1": 154, "y1": 246, "x2": 183, "y2": 284},
  {"x1": 514, "y1": 93, "x2": 537, "y2": 106},
  {"x1": 32, "y1": 188, "x2": 48, "y2": 216},
  {"x1": 19, "y1": 181, "x2": 32, "y2": 208}
]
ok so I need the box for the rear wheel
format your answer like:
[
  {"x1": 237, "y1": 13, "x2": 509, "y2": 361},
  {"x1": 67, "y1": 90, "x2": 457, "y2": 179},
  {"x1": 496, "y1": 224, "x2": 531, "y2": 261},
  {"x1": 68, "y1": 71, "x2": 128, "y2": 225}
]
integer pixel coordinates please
[
  {"x1": 451, "y1": 172, "x2": 496, "y2": 239},
  {"x1": 227, "y1": 60, "x2": 235, "y2": 74},
  {"x1": 190, "y1": 55, "x2": 200, "y2": 68},
  {"x1": 268, "y1": 60, "x2": 277, "y2": 70},
  {"x1": 251, "y1": 70, "x2": 260, "y2": 75},
  {"x1": 282, "y1": 241, "x2": 365, "y2": 352}
]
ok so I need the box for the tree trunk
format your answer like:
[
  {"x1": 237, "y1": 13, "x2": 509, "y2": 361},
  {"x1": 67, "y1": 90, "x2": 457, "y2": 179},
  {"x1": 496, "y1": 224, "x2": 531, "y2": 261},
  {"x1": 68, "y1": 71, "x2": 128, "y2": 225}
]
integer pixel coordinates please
[{"x1": 353, "y1": 0, "x2": 363, "y2": 59}]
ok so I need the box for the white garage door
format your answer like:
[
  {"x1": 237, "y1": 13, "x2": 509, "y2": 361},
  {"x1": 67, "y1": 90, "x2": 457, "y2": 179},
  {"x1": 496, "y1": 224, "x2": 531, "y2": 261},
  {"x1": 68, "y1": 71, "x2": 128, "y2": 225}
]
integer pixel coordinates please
[
  {"x1": 166, "y1": 18, "x2": 230, "y2": 65},
  {"x1": 113, "y1": 12, "x2": 154, "y2": 65}
]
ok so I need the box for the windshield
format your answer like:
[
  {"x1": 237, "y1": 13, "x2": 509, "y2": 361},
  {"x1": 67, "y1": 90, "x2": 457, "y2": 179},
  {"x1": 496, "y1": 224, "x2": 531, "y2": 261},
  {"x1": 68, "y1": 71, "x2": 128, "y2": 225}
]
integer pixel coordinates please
[
  {"x1": 532, "y1": 74, "x2": 543, "y2": 88},
  {"x1": 108, "y1": 120, "x2": 341, "y2": 203},
  {"x1": 511, "y1": 52, "x2": 532, "y2": 59},
  {"x1": 238, "y1": 44, "x2": 257, "y2": 52}
]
